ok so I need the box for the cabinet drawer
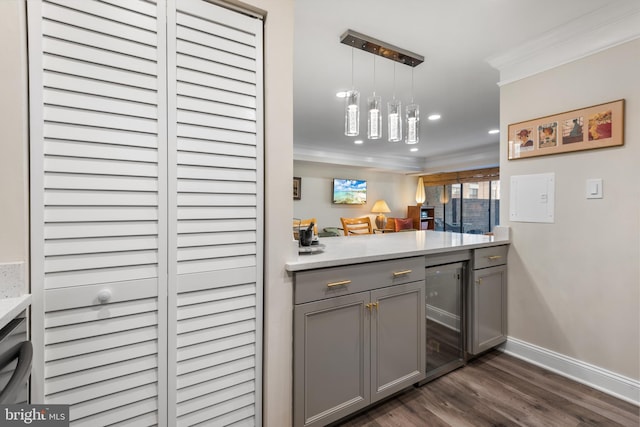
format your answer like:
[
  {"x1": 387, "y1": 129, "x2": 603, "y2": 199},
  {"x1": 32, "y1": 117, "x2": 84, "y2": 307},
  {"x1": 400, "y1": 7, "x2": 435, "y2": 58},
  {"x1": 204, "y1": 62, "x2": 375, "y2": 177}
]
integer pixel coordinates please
[
  {"x1": 473, "y1": 245, "x2": 508, "y2": 269},
  {"x1": 294, "y1": 257, "x2": 424, "y2": 304}
]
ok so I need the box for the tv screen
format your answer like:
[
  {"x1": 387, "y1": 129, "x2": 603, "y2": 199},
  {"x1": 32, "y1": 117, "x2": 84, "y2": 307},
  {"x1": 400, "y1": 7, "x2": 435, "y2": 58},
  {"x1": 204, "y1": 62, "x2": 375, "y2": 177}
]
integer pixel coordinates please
[{"x1": 332, "y1": 178, "x2": 367, "y2": 205}]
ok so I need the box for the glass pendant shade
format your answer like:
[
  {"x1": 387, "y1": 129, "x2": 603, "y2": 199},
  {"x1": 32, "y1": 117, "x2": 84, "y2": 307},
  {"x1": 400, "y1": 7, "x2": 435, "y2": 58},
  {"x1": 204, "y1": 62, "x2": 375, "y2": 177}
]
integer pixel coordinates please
[
  {"x1": 367, "y1": 95, "x2": 382, "y2": 139},
  {"x1": 405, "y1": 103, "x2": 419, "y2": 144},
  {"x1": 387, "y1": 99, "x2": 402, "y2": 142},
  {"x1": 344, "y1": 90, "x2": 360, "y2": 136}
]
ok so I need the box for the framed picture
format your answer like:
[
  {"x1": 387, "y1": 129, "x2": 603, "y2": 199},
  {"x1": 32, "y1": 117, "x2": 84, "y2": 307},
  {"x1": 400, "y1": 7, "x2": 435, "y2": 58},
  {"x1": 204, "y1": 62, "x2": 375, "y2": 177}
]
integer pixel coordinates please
[
  {"x1": 508, "y1": 99, "x2": 624, "y2": 160},
  {"x1": 293, "y1": 177, "x2": 301, "y2": 200}
]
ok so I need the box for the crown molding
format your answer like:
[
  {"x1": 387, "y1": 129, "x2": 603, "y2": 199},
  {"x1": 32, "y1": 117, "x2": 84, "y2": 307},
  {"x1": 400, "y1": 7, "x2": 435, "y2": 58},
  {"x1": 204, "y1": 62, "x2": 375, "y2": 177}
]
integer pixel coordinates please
[
  {"x1": 487, "y1": 0, "x2": 640, "y2": 86},
  {"x1": 293, "y1": 145, "x2": 425, "y2": 173},
  {"x1": 422, "y1": 142, "x2": 499, "y2": 174}
]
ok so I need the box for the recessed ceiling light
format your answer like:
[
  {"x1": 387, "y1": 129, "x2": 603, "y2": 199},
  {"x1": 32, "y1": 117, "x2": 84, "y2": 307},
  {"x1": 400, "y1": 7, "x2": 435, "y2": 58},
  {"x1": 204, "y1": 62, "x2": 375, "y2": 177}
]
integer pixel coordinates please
[
  {"x1": 354, "y1": 140, "x2": 363, "y2": 144},
  {"x1": 410, "y1": 148, "x2": 418, "y2": 152},
  {"x1": 336, "y1": 91, "x2": 347, "y2": 98},
  {"x1": 488, "y1": 129, "x2": 500, "y2": 134},
  {"x1": 428, "y1": 114, "x2": 441, "y2": 121}
]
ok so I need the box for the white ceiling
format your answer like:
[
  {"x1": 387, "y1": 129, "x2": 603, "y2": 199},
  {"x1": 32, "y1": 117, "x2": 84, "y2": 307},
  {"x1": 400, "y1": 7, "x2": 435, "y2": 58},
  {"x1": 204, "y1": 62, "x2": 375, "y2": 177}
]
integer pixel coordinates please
[{"x1": 292, "y1": 0, "x2": 621, "y2": 173}]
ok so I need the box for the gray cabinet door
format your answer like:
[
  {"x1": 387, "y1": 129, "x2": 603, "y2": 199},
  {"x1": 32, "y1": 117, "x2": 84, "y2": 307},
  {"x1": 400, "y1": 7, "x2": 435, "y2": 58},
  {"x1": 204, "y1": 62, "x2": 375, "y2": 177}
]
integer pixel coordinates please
[
  {"x1": 294, "y1": 292, "x2": 371, "y2": 427},
  {"x1": 370, "y1": 281, "x2": 426, "y2": 401},
  {"x1": 470, "y1": 264, "x2": 507, "y2": 354}
]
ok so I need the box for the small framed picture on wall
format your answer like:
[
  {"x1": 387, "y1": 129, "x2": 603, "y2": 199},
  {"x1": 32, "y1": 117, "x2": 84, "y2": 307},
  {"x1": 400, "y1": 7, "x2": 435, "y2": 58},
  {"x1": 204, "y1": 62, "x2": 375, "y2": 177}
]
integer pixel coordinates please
[{"x1": 293, "y1": 177, "x2": 301, "y2": 200}]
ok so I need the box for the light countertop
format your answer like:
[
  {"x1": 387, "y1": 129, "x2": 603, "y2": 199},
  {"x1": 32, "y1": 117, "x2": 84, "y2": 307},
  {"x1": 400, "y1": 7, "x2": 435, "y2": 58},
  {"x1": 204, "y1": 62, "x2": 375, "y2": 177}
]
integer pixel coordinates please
[
  {"x1": 0, "y1": 294, "x2": 31, "y2": 331},
  {"x1": 285, "y1": 230, "x2": 509, "y2": 272}
]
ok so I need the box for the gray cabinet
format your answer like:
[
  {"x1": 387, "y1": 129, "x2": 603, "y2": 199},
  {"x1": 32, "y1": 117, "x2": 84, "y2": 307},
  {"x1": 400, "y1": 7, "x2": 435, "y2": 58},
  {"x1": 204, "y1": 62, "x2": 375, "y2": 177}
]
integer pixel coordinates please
[
  {"x1": 370, "y1": 283, "x2": 425, "y2": 401},
  {"x1": 293, "y1": 292, "x2": 370, "y2": 427},
  {"x1": 468, "y1": 246, "x2": 508, "y2": 355},
  {"x1": 293, "y1": 257, "x2": 425, "y2": 427}
]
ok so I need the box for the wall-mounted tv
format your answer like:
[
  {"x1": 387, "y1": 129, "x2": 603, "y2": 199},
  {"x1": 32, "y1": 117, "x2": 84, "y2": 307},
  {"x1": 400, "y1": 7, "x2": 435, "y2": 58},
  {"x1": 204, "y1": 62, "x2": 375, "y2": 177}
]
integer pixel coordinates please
[{"x1": 332, "y1": 178, "x2": 367, "y2": 205}]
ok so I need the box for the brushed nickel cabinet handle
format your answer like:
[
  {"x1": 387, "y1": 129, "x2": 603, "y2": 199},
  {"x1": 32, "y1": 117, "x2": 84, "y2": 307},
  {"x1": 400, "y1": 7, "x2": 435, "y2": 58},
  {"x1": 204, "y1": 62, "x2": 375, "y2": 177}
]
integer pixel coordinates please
[
  {"x1": 393, "y1": 270, "x2": 412, "y2": 277},
  {"x1": 488, "y1": 255, "x2": 502, "y2": 260},
  {"x1": 327, "y1": 280, "x2": 351, "y2": 288},
  {"x1": 476, "y1": 278, "x2": 483, "y2": 285}
]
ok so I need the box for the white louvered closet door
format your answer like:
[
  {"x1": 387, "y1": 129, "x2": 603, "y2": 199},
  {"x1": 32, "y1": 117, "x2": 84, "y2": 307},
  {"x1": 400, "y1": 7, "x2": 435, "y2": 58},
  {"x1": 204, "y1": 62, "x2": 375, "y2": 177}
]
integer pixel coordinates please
[
  {"x1": 167, "y1": 1, "x2": 263, "y2": 425},
  {"x1": 28, "y1": 0, "x2": 168, "y2": 425},
  {"x1": 29, "y1": 0, "x2": 263, "y2": 426}
]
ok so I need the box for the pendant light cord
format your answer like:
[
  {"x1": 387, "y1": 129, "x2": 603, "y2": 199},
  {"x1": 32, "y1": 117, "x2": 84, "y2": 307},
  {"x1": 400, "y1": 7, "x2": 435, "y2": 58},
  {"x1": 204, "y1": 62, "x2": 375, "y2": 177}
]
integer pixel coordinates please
[
  {"x1": 393, "y1": 62, "x2": 396, "y2": 99},
  {"x1": 351, "y1": 46, "x2": 354, "y2": 89},
  {"x1": 411, "y1": 66, "x2": 415, "y2": 103},
  {"x1": 373, "y1": 54, "x2": 376, "y2": 95}
]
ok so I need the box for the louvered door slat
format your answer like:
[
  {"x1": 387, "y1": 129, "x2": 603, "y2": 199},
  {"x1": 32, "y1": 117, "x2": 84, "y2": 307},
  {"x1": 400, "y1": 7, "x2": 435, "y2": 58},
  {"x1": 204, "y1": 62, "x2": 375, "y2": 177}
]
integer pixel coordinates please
[
  {"x1": 44, "y1": 73, "x2": 158, "y2": 104},
  {"x1": 176, "y1": 81, "x2": 256, "y2": 108},
  {"x1": 177, "y1": 356, "x2": 254, "y2": 389},
  {"x1": 45, "y1": 140, "x2": 157, "y2": 162},
  {"x1": 45, "y1": 174, "x2": 158, "y2": 192},
  {"x1": 46, "y1": 341, "x2": 158, "y2": 378},
  {"x1": 44, "y1": 157, "x2": 158, "y2": 177},
  {"x1": 47, "y1": 0, "x2": 157, "y2": 31},
  {"x1": 177, "y1": 307, "x2": 255, "y2": 336},
  {"x1": 45, "y1": 122, "x2": 158, "y2": 147},
  {"x1": 71, "y1": 397, "x2": 157, "y2": 426},
  {"x1": 42, "y1": 20, "x2": 157, "y2": 60},
  {"x1": 176, "y1": 18, "x2": 255, "y2": 58},
  {"x1": 44, "y1": 55, "x2": 158, "y2": 90},
  {"x1": 44, "y1": 88, "x2": 158, "y2": 118},
  {"x1": 46, "y1": 355, "x2": 158, "y2": 395},
  {"x1": 42, "y1": 2, "x2": 157, "y2": 45},
  {"x1": 177, "y1": 96, "x2": 256, "y2": 120},
  {"x1": 178, "y1": 193, "x2": 257, "y2": 207},
  {"x1": 44, "y1": 221, "x2": 159, "y2": 239},
  {"x1": 177, "y1": 68, "x2": 255, "y2": 97},
  {"x1": 45, "y1": 235, "x2": 158, "y2": 256},
  {"x1": 43, "y1": 38, "x2": 157, "y2": 75}
]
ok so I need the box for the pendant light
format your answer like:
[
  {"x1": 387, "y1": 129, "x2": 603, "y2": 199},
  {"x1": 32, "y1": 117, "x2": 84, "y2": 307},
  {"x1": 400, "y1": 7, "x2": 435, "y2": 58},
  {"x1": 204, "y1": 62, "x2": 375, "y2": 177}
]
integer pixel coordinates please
[
  {"x1": 367, "y1": 54, "x2": 382, "y2": 139},
  {"x1": 405, "y1": 64, "x2": 419, "y2": 144},
  {"x1": 388, "y1": 62, "x2": 402, "y2": 142},
  {"x1": 339, "y1": 30, "x2": 424, "y2": 141},
  {"x1": 344, "y1": 47, "x2": 359, "y2": 136}
]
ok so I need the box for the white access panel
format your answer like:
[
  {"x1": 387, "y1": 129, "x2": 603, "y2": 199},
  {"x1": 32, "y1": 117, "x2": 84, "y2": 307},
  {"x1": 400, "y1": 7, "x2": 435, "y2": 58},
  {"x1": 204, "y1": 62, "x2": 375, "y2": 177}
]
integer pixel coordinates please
[{"x1": 509, "y1": 173, "x2": 555, "y2": 223}]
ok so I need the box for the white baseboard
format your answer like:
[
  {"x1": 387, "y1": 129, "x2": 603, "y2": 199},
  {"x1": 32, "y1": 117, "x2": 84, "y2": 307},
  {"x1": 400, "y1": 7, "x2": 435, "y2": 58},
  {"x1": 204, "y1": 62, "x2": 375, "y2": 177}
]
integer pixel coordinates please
[{"x1": 500, "y1": 337, "x2": 640, "y2": 405}]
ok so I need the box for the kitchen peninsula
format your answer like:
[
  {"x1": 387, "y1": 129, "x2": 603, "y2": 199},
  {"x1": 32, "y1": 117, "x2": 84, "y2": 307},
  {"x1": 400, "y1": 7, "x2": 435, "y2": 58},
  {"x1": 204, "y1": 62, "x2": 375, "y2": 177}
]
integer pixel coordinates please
[{"x1": 286, "y1": 230, "x2": 510, "y2": 427}]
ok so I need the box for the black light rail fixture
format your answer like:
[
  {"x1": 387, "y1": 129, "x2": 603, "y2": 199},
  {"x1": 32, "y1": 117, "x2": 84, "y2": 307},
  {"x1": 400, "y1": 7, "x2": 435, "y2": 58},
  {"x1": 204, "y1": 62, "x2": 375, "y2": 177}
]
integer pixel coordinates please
[{"x1": 339, "y1": 29, "x2": 424, "y2": 67}]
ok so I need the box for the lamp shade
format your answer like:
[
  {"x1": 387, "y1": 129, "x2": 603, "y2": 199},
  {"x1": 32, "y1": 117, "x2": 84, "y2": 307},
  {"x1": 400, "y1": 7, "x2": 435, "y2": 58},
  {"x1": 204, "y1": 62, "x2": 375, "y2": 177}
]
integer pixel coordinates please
[
  {"x1": 415, "y1": 177, "x2": 426, "y2": 205},
  {"x1": 371, "y1": 199, "x2": 391, "y2": 213}
]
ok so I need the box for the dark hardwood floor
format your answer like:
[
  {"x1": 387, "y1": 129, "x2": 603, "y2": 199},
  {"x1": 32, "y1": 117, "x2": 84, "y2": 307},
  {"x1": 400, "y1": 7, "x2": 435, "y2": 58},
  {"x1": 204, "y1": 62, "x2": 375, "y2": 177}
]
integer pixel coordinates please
[{"x1": 337, "y1": 351, "x2": 640, "y2": 427}]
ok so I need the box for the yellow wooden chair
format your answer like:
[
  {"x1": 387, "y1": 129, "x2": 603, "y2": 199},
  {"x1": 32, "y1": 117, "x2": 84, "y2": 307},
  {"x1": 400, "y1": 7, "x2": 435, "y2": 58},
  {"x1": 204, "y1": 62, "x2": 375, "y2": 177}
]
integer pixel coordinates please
[{"x1": 340, "y1": 217, "x2": 373, "y2": 236}]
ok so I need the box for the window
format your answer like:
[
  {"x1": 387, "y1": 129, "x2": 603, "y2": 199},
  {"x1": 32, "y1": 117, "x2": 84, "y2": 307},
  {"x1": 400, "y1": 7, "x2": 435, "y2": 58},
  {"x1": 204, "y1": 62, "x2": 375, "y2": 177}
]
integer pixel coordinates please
[{"x1": 428, "y1": 180, "x2": 500, "y2": 234}]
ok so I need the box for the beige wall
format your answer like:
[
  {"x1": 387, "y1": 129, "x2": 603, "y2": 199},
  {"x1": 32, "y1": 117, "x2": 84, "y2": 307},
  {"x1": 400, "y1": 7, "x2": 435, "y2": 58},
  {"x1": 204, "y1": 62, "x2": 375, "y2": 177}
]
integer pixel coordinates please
[
  {"x1": 0, "y1": 0, "x2": 29, "y2": 264},
  {"x1": 293, "y1": 160, "x2": 419, "y2": 230},
  {"x1": 500, "y1": 39, "x2": 640, "y2": 379},
  {"x1": 235, "y1": 0, "x2": 295, "y2": 425}
]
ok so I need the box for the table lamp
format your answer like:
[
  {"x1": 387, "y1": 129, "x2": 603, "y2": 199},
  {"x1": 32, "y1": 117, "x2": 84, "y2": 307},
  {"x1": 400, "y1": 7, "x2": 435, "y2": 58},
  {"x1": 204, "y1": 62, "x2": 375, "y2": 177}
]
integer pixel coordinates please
[{"x1": 371, "y1": 200, "x2": 391, "y2": 229}]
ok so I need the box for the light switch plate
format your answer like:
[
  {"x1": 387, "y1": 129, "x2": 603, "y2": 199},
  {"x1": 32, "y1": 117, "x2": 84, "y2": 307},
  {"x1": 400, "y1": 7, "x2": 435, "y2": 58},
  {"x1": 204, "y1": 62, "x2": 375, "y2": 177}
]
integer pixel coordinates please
[{"x1": 586, "y1": 178, "x2": 603, "y2": 199}]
